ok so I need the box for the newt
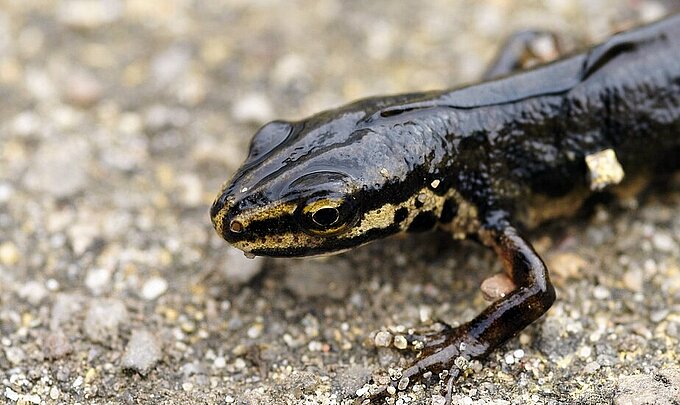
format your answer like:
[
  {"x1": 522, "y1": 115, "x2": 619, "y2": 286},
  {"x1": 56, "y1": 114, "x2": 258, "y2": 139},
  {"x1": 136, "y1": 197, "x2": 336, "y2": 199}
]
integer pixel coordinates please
[{"x1": 210, "y1": 14, "x2": 680, "y2": 403}]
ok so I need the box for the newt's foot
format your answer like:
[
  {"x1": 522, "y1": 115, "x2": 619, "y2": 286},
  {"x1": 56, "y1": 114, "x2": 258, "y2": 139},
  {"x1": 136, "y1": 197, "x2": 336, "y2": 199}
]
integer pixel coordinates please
[
  {"x1": 360, "y1": 325, "x2": 480, "y2": 404},
  {"x1": 359, "y1": 225, "x2": 555, "y2": 404}
]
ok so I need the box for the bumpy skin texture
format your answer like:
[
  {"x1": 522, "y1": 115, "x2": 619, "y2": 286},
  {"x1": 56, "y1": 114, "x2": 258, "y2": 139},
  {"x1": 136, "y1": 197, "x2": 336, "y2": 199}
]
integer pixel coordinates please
[{"x1": 211, "y1": 15, "x2": 680, "y2": 402}]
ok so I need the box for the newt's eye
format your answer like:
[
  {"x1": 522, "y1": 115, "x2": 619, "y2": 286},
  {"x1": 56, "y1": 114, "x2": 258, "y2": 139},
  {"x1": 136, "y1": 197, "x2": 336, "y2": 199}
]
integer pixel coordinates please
[
  {"x1": 296, "y1": 197, "x2": 358, "y2": 236},
  {"x1": 312, "y1": 206, "x2": 340, "y2": 227}
]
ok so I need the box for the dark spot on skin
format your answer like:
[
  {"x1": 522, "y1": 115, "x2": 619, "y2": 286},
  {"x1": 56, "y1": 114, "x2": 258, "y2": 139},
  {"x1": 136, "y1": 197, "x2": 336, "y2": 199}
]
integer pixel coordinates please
[
  {"x1": 394, "y1": 207, "x2": 408, "y2": 224},
  {"x1": 654, "y1": 374, "x2": 671, "y2": 387},
  {"x1": 414, "y1": 198, "x2": 424, "y2": 209},
  {"x1": 408, "y1": 211, "x2": 437, "y2": 232},
  {"x1": 439, "y1": 199, "x2": 459, "y2": 223}
]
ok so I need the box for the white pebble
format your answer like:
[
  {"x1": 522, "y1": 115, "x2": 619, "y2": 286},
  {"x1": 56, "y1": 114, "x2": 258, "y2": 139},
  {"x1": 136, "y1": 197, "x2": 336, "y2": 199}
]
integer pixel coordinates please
[
  {"x1": 213, "y1": 356, "x2": 226, "y2": 369},
  {"x1": 584, "y1": 361, "x2": 600, "y2": 373},
  {"x1": 593, "y1": 286, "x2": 611, "y2": 300},
  {"x1": 393, "y1": 335, "x2": 408, "y2": 350},
  {"x1": 58, "y1": 0, "x2": 123, "y2": 29},
  {"x1": 233, "y1": 358, "x2": 246, "y2": 370},
  {"x1": 231, "y1": 93, "x2": 274, "y2": 124},
  {"x1": 121, "y1": 330, "x2": 162, "y2": 375},
  {"x1": 652, "y1": 233, "x2": 677, "y2": 253},
  {"x1": 5, "y1": 387, "x2": 19, "y2": 402},
  {"x1": 504, "y1": 353, "x2": 515, "y2": 365},
  {"x1": 0, "y1": 183, "x2": 13, "y2": 203},
  {"x1": 374, "y1": 331, "x2": 393, "y2": 347},
  {"x1": 141, "y1": 277, "x2": 168, "y2": 300},
  {"x1": 46, "y1": 279, "x2": 60, "y2": 291},
  {"x1": 247, "y1": 323, "x2": 263, "y2": 339},
  {"x1": 513, "y1": 349, "x2": 525, "y2": 359},
  {"x1": 49, "y1": 387, "x2": 60, "y2": 400},
  {"x1": 85, "y1": 267, "x2": 112, "y2": 295},
  {"x1": 18, "y1": 281, "x2": 48, "y2": 305},
  {"x1": 578, "y1": 346, "x2": 592, "y2": 358}
]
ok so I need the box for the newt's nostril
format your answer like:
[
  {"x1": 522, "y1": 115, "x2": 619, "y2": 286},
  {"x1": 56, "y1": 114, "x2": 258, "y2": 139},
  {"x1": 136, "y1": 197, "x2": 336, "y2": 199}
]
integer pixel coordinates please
[{"x1": 229, "y1": 220, "x2": 244, "y2": 233}]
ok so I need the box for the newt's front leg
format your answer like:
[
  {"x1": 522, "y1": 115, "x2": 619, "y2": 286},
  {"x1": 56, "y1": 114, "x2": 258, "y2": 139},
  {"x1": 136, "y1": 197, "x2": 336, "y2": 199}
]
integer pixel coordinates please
[{"x1": 363, "y1": 216, "x2": 556, "y2": 403}]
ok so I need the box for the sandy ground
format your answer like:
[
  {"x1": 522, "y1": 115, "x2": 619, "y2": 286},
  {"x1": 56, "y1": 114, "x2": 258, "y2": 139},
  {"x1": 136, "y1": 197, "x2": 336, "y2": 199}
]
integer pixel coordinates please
[{"x1": 1, "y1": 1, "x2": 680, "y2": 404}]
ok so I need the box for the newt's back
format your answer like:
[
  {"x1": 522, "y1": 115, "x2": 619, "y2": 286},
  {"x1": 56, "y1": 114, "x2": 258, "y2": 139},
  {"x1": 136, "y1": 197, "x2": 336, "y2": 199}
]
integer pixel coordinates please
[{"x1": 451, "y1": 14, "x2": 680, "y2": 214}]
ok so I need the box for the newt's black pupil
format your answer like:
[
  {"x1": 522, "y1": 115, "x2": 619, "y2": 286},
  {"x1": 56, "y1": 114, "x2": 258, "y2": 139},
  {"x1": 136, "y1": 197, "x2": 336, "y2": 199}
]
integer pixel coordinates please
[{"x1": 312, "y1": 207, "x2": 339, "y2": 227}]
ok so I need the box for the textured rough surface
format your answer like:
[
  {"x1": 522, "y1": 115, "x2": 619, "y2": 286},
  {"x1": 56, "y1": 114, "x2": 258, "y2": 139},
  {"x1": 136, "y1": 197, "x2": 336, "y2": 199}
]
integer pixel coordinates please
[
  {"x1": 614, "y1": 368, "x2": 680, "y2": 405},
  {"x1": 0, "y1": 1, "x2": 679, "y2": 404}
]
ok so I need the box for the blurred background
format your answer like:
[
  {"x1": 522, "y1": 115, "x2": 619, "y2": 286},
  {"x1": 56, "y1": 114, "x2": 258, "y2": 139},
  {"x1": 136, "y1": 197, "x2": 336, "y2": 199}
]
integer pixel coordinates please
[{"x1": 1, "y1": 1, "x2": 680, "y2": 404}]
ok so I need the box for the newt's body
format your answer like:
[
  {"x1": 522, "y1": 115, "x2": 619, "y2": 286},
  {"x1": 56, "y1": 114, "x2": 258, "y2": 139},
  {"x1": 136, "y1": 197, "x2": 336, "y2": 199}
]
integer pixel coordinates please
[{"x1": 211, "y1": 14, "x2": 680, "y2": 402}]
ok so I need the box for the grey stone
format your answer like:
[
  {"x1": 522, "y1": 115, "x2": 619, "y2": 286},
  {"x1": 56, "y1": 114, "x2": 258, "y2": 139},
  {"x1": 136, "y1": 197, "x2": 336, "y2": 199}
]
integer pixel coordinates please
[
  {"x1": 121, "y1": 330, "x2": 162, "y2": 375},
  {"x1": 23, "y1": 137, "x2": 90, "y2": 199},
  {"x1": 83, "y1": 299, "x2": 128, "y2": 343}
]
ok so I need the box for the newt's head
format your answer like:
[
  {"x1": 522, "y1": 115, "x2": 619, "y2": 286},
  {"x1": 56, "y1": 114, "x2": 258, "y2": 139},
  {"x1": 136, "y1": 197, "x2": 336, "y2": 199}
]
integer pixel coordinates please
[{"x1": 211, "y1": 96, "x2": 464, "y2": 257}]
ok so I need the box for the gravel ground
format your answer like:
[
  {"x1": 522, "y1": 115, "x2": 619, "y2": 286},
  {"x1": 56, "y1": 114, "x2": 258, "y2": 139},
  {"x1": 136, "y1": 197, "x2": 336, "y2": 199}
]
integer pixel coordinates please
[{"x1": 1, "y1": 1, "x2": 680, "y2": 404}]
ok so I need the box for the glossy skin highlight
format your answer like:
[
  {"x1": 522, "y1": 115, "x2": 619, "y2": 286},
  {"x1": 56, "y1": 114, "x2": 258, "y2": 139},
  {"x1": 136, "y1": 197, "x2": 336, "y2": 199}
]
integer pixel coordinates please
[{"x1": 211, "y1": 15, "x2": 680, "y2": 402}]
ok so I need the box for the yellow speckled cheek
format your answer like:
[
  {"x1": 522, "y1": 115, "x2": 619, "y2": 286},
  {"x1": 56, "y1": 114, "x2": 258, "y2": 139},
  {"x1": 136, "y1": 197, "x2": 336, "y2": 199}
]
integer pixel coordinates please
[
  {"x1": 338, "y1": 187, "x2": 473, "y2": 241},
  {"x1": 225, "y1": 201, "x2": 298, "y2": 232},
  {"x1": 344, "y1": 203, "x2": 398, "y2": 238},
  {"x1": 234, "y1": 232, "x2": 325, "y2": 253},
  {"x1": 212, "y1": 202, "x2": 227, "y2": 236}
]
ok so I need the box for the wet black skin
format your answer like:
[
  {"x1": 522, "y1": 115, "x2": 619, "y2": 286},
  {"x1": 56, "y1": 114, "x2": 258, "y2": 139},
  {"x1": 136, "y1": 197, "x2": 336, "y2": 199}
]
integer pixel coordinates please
[{"x1": 211, "y1": 15, "x2": 680, "y2": 402}]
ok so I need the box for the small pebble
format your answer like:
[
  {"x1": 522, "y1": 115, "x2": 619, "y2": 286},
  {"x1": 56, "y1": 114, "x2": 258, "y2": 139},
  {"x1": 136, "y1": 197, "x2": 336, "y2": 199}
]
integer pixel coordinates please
[
  {"x1": 513, "y1": 349, "x2": 525, "y2": 359},
  {"x1": 50, "y1": 294, "x2": 83, "y2": 330},
  {"x1": 43, "y1": 330, "x2": 73, "y2": 359},
  {"x1": 374, "y1": 331, "x2": 393, "y2": 347},
  {"x1": 432, "y1": 395, "x2": 447, "y2": 405},
  {"x1": 652, "y1": 233, "x2": 677, "y2": 253},
  {"x1": 593, "y1": 286, "x2": 611, "y2": 300},
  {"x1": 547, "y1": 252, "x2": 589, "y2": 279},
  {"x1": 49, "y1": 387, "x2": 60, "y2": 400},
  {"x1": 584, "y1": 361, "x2": 601, "y2": 373},
  {"x1": 623, "y1": 268, "x2": 644, "y2": 292},
  {"x1": 393, "y1": 335, "x2": 408, "y2": 350},
  {"x1": 397, "y1": 377, "x2": 409, "y2": 391},
  {"x1": 214, "y1": 356, "x2": 226, "y2": 369},
  {"x1": 650, "y1": 309, "x2": 669, "y2": 323},
  {"x1": 151, "y1": 45, "x2": 191, "y2": 86},
  {"x1": 46, "y1": 279, "x2": 60, "y2": 291},
  {"x1": 0, "y1": 241, "x2": 20, "y2": 265},
  {"x1": 247, "y1": 323, "x2": 263, "y2": 339},
  {"x1": 121, "y1": 330, "x2": 162, "y2": 375},
  {"x1": 5, "y1": 388, "x2": 19, "y2": 402},
  {"x1": 5, "y1": 346, "x2": 25, "y2": 365},
  {"x1": 58, "y1": 0, "x2": 123, "y2": 29},
  {"x1": 64, "y1": 69, "x2": 103, "y2": 107},
  {"x1": 231, "y1": 93, "x2": 274, "y2": 124},
  {"x1": 0, "y1": 182, "x2": 13, "y2": 203},
  {"x1": 18, "y1": 281, "x2": 48, "y2": 305},
  {"x1": 578, "y1": 346, "x2": 592, "y2": 359},
  {"x1": 504, "y1": 353, "x2": 515, "y2": 365},
  {"x1": 141, "y1": 277, "x2": 168, "y2": 300},
  {"x1": 84, "y1": 299, "x2": 128, "y2": 343},
  {"x1": 24, "y1": 137, "x2": 90, "y2": 198},
  {"x1": 233, "y1": 358, "x2": 246, "y2": 370},
  {"x1": 85, "y1": 267, "x2": 112, "y2": 295}
]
